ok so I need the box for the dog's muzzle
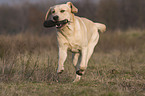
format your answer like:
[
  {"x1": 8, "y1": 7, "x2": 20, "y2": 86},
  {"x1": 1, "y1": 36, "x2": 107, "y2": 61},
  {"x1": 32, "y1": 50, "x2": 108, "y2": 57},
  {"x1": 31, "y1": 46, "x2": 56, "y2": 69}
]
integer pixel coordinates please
[{"x1": 43, "y1": 19, "x2": 69, "y2": 29}]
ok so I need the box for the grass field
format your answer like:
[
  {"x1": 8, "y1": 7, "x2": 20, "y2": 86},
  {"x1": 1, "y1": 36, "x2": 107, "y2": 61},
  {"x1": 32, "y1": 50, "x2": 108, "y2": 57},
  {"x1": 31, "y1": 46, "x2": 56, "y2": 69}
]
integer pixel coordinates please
[{"x1": 0, "y1": 29, "x2": 145, "y2": 96}]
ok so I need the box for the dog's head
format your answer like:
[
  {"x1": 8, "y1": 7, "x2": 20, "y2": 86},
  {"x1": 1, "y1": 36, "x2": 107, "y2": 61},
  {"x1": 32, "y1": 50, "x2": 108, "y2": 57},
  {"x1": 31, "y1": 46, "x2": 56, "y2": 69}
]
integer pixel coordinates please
[{"x1": 44, "y1": 2, "x2": 78, "y2": 29}]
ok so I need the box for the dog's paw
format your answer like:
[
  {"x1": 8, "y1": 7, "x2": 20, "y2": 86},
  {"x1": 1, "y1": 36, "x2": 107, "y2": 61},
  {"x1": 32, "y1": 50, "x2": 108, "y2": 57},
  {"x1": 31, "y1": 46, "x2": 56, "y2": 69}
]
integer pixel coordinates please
[
  {"x1": 57, "y1": 66, "x2": 64, "y2": 74},
  {"x1": 73, "y1": 75, "x2": 81, "y2": 82},
  {"x1": 57, "y1": 69, "x2": 64, "y2": 74}
]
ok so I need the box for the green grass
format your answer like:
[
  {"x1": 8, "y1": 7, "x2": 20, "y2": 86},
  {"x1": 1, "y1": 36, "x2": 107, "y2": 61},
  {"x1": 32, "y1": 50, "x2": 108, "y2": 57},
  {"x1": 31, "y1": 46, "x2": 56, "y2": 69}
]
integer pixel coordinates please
[{"x1": 0, "y1": 29, "x2": 145, "y2": 96}]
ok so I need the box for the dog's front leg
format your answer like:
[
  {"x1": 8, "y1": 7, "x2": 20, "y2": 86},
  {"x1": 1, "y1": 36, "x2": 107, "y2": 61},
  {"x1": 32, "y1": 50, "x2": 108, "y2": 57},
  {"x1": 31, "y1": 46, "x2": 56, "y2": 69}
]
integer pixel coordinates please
[
  {"x1": 76, "y1": 47, "x2": 88, "y2": 75},
  {"x1": 57, "y1": 47, "x2": 67, "y2": 74}
]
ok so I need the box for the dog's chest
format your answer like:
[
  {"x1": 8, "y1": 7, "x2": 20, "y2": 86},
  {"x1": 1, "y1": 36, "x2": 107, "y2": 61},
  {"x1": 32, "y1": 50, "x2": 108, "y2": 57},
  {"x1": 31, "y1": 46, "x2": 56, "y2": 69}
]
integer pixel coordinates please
[
  {"x1": 67, "y1": 41, "x2": 81, "y2": 52},
  {"x1": 62, "y1": 36, "x2": 80, "y2": 52},
  {"x1": 58, "y1": 29, "x2": 82, "y2": 52},
  {"x1": 57, "y1": 34, "x2": 81, "y2": 52}
]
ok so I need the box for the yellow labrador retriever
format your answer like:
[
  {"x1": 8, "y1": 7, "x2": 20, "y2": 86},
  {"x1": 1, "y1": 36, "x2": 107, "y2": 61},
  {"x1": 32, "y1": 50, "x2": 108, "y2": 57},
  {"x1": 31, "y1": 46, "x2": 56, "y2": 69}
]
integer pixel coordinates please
[{"x1": 44, "y1": 2, "x2": 106, "y2": 82}]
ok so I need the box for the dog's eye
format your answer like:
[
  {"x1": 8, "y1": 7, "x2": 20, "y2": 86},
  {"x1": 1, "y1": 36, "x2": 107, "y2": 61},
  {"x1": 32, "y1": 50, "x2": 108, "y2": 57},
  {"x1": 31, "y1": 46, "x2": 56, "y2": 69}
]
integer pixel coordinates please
[
  {"x1": 60, "y1": 10, "x2": 65, "y2": 13},
  {"x1": 52, "y1": 10, "x2": 55, "y2": 13}
]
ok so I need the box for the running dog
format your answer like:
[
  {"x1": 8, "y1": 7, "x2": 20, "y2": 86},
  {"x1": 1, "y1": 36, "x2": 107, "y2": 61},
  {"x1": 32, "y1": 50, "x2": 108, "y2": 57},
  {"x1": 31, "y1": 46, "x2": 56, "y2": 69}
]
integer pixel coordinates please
[{"x1": 44, "y1": 2, "x2": 106, "y2": 82}]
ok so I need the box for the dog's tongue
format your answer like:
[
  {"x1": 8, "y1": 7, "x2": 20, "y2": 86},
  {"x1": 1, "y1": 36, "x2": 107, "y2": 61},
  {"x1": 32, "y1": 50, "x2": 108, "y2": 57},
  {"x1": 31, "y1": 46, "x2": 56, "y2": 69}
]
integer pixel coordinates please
[{"x1": 56, "y1": 24, "x2": 62, "y2": 28}]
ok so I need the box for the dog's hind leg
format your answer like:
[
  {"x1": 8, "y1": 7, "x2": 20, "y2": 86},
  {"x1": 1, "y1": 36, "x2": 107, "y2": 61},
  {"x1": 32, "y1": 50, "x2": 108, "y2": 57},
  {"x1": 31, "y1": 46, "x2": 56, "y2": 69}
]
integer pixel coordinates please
[{"x1": 86, "y1": 32, "x2": 99, "y2": 65}]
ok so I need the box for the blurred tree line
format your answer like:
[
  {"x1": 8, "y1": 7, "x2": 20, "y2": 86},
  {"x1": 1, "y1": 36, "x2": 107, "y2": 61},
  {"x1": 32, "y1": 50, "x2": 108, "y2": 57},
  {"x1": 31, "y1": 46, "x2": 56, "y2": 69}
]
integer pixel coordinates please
[{"x1": 0, "y1": 0, "x2": 145, "y2": 34}]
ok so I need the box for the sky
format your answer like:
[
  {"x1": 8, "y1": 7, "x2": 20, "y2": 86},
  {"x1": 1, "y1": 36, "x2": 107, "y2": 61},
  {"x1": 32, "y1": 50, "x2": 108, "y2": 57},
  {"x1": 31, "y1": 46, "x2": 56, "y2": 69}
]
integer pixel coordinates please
[
  {"x1": 0, "y1": 0, "x2": 46, "y2": 5},
  {"x1": 0, "y1": 0, "x2": 99, "y2": 5}
]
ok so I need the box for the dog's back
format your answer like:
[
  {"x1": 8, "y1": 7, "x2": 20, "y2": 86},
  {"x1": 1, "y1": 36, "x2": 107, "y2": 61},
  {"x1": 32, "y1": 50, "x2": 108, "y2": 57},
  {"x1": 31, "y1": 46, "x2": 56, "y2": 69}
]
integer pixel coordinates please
[{"x1": 75, "y1": 16, "x2": 106, "y2": 42}]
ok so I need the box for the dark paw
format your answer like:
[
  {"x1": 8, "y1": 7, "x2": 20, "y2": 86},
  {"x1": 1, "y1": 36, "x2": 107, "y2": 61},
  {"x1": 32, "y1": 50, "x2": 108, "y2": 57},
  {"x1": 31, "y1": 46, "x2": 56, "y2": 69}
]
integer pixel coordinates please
[{"x1": 76, "y1": 70, "x2": 83, "y2": 76}]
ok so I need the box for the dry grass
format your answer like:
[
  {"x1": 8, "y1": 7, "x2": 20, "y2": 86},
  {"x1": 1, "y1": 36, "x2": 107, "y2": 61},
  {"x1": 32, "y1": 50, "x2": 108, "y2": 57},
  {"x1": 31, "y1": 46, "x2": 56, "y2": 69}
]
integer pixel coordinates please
[{"x1": 0, "y1": 29, "x2": 145, "y2": 96}]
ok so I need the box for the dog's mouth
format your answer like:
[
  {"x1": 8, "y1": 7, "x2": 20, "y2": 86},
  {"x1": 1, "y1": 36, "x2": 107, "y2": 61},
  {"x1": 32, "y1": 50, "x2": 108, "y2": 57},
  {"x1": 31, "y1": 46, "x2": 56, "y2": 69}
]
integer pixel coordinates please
[
  {"x1": 43, "y1": 19, "x2": 69, "y2": 29},
  {"x1": 56, "y1": 23, "x2": 64, "y2": 29},
  {"x1": 56, "y1": 19, "x2": 69, "y2": 28}
]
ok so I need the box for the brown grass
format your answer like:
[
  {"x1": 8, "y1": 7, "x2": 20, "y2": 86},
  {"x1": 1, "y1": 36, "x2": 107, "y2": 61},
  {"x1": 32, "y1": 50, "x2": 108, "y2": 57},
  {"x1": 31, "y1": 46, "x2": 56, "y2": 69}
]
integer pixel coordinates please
[{"x1": 0, "y1": 29, "x2": 145, "y2": 96}]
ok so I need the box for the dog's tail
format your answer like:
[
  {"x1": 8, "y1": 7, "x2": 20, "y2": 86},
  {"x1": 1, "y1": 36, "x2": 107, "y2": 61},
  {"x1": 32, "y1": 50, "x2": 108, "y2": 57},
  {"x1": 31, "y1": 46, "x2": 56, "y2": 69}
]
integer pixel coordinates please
[{"x1": 95, "y1": 23, "x2": 106, "y2": 33}]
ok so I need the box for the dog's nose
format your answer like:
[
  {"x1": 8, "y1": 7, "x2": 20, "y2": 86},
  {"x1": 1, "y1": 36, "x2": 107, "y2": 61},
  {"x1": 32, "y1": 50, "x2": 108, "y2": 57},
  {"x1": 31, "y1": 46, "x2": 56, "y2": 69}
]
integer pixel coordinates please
[{"x1": 53, "y1": 16, "x2": 59, "y2": 21}]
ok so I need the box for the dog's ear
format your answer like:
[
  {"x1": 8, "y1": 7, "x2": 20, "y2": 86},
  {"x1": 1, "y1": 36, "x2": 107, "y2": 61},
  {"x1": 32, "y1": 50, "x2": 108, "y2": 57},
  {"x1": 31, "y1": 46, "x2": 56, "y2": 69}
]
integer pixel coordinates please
[
  {"x1": 67, "y1": 2, "x2": 78, "y2": 13},
  {"x1": 45, "y1": 8, "x2": 52, "y2": 20}
]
